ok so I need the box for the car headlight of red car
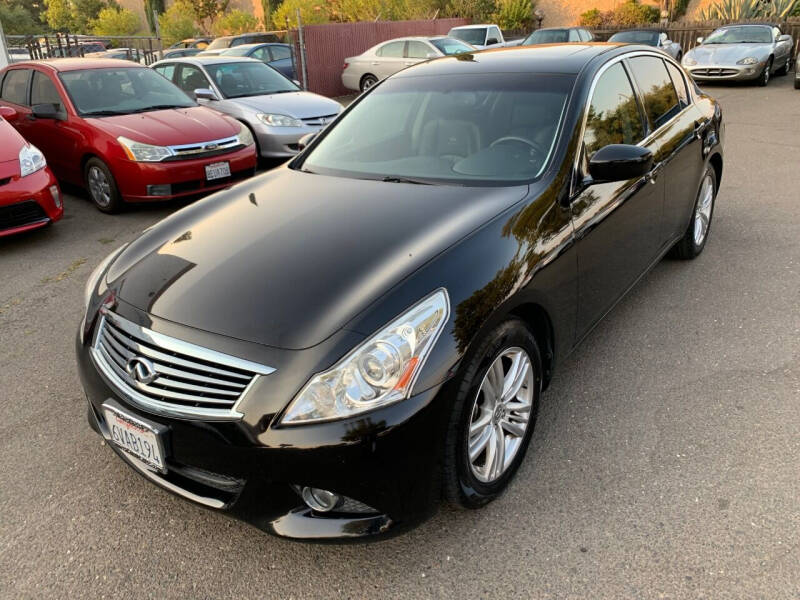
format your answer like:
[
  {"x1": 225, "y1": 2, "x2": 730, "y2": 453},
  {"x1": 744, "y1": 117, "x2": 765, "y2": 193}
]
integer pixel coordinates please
[
  {"x1": 19, "y1": 144, "x2": 47, "y2": 177},
  {"x1": 117, "y1": 136, "x2": 173, "y2": 162}
]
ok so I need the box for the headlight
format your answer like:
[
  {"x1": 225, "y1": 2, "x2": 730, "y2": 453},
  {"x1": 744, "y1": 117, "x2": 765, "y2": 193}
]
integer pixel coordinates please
[
  {"x1": 237, "y1": 121, "x2": 254, "y2": 146},
  {"x1": 281, "y1": 288, "x2": 450, "y2": 425},
  {"x1": 736, "y1": 57, "x2": 758, "y2": 65},
  {"x1": 257, "y1": 113, "x2": 303, "y2": 127},
  {"x1": 19, "y1": 144, "x2": 46, "y2": 177},
  {"x1": 83, "y1": 244, "x2": 128, "y2": 311},
  {"x1": 118, "y1": 136, "x2": 173, "y2": 162},
  {"x1": 683, "y1": 57, "x2": 697, "y2": 66}
]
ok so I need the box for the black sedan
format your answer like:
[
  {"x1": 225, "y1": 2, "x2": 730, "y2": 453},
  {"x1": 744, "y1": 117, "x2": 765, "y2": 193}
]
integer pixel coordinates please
[{"x1": 76, "y1": 43, "x2": 724, "y2": 541}]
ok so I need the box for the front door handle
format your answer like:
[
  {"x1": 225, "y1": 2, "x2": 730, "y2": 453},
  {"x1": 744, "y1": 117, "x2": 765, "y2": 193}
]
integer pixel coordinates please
[
  {"x1": 371, "y1": 61, "x2": 380, "y2": 65},
  {"x1": 694, "y1": 120, "x2": 708, "y2": 140}
]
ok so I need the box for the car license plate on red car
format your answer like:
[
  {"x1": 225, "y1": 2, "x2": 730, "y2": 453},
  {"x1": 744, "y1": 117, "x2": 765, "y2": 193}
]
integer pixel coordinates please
[
  {"x1": 205, "y1": 161, "x2": 231, "y2": 181},
  {"x1": 103, "y1": 402, "x2": 166, "y2": 473}
]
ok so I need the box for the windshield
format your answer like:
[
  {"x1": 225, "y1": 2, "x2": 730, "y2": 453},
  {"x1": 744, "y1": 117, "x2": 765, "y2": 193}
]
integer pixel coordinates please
[
  {"x1": 704, "y1": 26, "x2": 772, "y2": 44},
  {"x1": 449, "y1": 28, "x2": 486, "y2": 45},
  {"x1": 430, "y1": 38, "x2": 474, "y2": 55},
  {"x1": 524, "y1": 29, "x2": 568, "y2": 44},
  {"x1": 205, "y1": 62, "x2": 297, "y2": 98},
  {"x1": 60, "y1": 67, "x2": 195, "y2": 116},
  {"x1": 608, "y1": 30, "x2": 659, "y2": 45},
  {"x1": 298, "y1": 73, "x2": 573, "y2": 185},
  {"x1": 206, "y1": 36, "x2": 233, "y2": 50}
]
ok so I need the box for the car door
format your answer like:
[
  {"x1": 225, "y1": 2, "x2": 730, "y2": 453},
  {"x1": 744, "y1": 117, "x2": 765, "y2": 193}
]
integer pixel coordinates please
[
  {"x1": 772, "y1": 27, "x2": 791, "y2": 64},
  {"x1": 570, "y1": 60, "x2": 665, "y2": 336},
  {"x1": 627, "y1": 55, "x2": 705, "y2": 245},
  {"x1": 267, "y1": 45, "x2": 295, "y2": 79},
  {"x1": 373, "y1": 41, "x2": 407, "y2": 80},
  {"x1": 405, "y1": 41, "x2": 435, "y2": 68}
]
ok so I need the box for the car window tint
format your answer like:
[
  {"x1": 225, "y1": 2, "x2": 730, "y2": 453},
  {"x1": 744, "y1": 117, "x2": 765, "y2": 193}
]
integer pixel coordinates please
[
  {"x1": 568, "y1": 29, "x2": 580, "y2": 42},
  {"x1": 252, "y1": 47, "x2": 270, "y2": 61},
  {"x1": 31, "y1": 71, "x2": 63, "y2": 111},
  {"x1": 406, "y1": 41, "x2": 432, "y2": 59},
  {"x1": 156, "y1": 64, "x2": 177, "y2": 80},
  {"x1": 628, "y1": 56, "x2": 681, "y2": 130},
  {"x1": 1, "y1": 69, "x2": 30, "y2": 105},
  {"x1": 665, "y1": 61, "x2": 689, "y2": 108},
  {"x1": 176, "y1": 65, "x2": 211, "y2": 93},
  {"x1": 270, "y1": 45, "x2": 291, "y2": 60},
  {"x1": 377, "y1": 42, "x2": 405, "y2": 58},
  {"x1": 488, "y1": 26, "x2": 502, "y2": 42},
  {"x1": 583, "y1": 62, "x2": 645, "y2": 159}
]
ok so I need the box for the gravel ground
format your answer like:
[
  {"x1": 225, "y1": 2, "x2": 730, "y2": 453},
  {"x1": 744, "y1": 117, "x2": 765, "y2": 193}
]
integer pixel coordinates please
[{"x1": 0, "y1": 76, "x2": 798, "y2": 599}]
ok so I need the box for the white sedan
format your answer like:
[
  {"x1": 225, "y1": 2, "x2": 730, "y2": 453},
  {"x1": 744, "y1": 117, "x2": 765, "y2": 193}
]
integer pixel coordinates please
[{"x1": 342, "y1": 36, "x2": 475, "y2": 93}]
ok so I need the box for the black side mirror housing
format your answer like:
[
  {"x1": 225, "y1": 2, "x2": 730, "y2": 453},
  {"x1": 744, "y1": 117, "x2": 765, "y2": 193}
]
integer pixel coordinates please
[
  {"x1": 588, "y1": 144, "x2": 653, "y2": 183},
  {"x1": 32, "y1": 103, "x2": 64, "y2": 120}
]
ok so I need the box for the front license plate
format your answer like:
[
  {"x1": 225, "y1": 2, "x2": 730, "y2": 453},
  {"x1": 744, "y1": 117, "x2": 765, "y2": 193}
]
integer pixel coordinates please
[
  {"x1": 205, "y1": 161, "x2": 231, "y2": 181},
  {"x1": 102, "y1": 403, "x2": 166, "y2": 473}
]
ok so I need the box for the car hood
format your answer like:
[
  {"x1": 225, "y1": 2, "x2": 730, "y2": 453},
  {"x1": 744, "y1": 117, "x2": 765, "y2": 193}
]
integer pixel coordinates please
[
  {"x1": 687, "y1": 43, "x2": 771, "y2": 64},
  {"x1": 107, "y1": 168, "x2": 528, "y2": 349},
  {"x1": 87, "y1": 106, "x2": 239, "y2": 145},
  {"x1": 229, "y1": 92, "x2": 342, "y2": 119}
]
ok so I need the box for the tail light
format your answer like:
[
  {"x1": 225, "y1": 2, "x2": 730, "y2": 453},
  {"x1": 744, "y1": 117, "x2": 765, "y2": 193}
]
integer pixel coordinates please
[{"x1": 342, "y1": 61, "x2": 349, "y2": 70}]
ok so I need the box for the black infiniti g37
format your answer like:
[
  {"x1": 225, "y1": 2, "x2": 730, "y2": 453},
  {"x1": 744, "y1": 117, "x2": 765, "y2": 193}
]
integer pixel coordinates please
[{"x1": 77, "y1": 43, "x2": 724, "y2": 540}]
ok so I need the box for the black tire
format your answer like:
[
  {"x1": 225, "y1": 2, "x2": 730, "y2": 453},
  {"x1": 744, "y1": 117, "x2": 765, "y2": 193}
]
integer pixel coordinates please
[
  {"x1": 676, "y1": 51, "x2": 683, "y2": 62},
  {"x1": 775, "y1": 55, "x2": 790, "y2": 76},
  {"x1": 670, "y1": 165, "x2": 717, "y2": 260},
  {"x1": 795, "y1": 77, "x2": 800, "y2": 90},
  {"x1": 84, "y1": 157, "x2": 123, "y2": 213},
  {"x1": 359, "y1": 74, "x2": 378, "y2": 93},
  {"x1": 757, "y1": 58, "x2": 772, "y2": 86},
  {"x1": 443, "y1": 318, "x2": 543, "y2": 509}
]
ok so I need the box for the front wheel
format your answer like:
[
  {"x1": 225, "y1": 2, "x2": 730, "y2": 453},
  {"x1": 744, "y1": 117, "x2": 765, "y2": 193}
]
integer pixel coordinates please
[
  {"x1": 757, "y1": 58, "x2": 772, "y2": 86},
  {"x1": 444, "y1": 318, "x2": 542, "y2": 509},
  {"x1": 670, "y1": 165, "x2": 717, "y2": 260},
  {"x1": 84, "y1": 158, "x2": 123, "y2": 213}
]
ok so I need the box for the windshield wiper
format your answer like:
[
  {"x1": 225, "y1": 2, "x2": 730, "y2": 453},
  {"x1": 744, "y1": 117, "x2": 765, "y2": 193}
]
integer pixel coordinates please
[
  {"x1": 82, "y1": 109, "x2": 133, "y2": 116},
  {"x1": 135, "y1": 104, "x2": 193, "y2": 112},
  {"x1": 381, "y1": 175, "x2": 434, "y2": 185}
]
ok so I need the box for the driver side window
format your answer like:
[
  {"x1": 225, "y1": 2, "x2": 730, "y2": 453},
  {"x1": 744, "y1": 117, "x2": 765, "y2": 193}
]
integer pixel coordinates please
[
  {"x1": 583, "y1": 62, "x2": 645, "y2": 162},
  {"x1": 176, "y1": 65, "x2": 211, "y2": 94}
]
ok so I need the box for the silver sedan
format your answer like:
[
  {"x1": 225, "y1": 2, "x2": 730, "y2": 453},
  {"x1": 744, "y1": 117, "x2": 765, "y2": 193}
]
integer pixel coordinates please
[
  {"x1": 342, "y1": 36, "x2": 475, "y2": 92},
  {"x1": 682, "y1": 24, "x2": 794, "y2": 86},
  {"x1": 151, "y1": 57, "x2": 342, "y2": 158}
]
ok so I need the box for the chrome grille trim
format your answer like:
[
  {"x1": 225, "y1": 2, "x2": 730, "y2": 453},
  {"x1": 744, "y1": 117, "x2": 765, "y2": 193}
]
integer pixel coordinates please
[
  {"x1": 168, "y1": 135, "x2": 241, "y2": 156},
  {"x1": 90, "y1": 309, "x2": 274, "y2": 420},
  {"x1": 300, "y1": 113, "x2": 338, "y2": 127}
]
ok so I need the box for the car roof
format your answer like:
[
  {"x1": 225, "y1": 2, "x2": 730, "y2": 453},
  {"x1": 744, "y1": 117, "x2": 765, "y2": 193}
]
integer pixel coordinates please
[
  {"x1": 6, "y1": 58, "x2": 142, "y2": 72},
  {"x1": 153, "y1": 56, "x2": 262, "y2": 67},
  {"x1": 611, "y1": 28, "x2": 665, "y2": 34},
  {"x1": 393, "y1": 43, "x2": 625, "y2": 77},
  {"x1": 225, "y1": 42, "x2": 288, "y2": 49}
]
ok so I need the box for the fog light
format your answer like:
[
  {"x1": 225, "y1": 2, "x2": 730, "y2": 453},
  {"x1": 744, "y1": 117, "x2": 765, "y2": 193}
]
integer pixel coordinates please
[
  {"x1": 301, "y1": 487, "x2": 341, "y2": 512},
  {"x1": 50, "y1": 185, "x2": 61, "y2": 209},
  {"x1": 146, "y1": 184, "x2": 172, "y2": 197}
]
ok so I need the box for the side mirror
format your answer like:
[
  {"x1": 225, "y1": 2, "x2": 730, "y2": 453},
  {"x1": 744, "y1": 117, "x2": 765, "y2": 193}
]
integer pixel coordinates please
[
  {"x1": 777, "y1": 34, "x2": 791, "y2": 43},
  {"x1": 0, "y1": 106, "x2": 17, "y2": 119},
  {"x1": 696, "y1": 36, "x2": 704, "y2": 44},
  {"x1": 486, "y1": 37, "x2": 499, "y2": 45},
  {"x1": 588, "y1": 144, "x2": 653, "y2": 183},
  {"x1": 194, "y1": 88, "x2": 218, "y2": 101},
  {"x1": 32, "y1": 103, "x2": 64, "y2": 120},
  {"x1": 297, "y1": 132, "x2": 317, "y2": 151}
]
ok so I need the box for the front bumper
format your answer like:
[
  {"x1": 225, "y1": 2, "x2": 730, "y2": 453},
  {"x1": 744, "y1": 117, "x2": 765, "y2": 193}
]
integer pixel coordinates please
[
  {"x1": 76, "y1": 307, "x2": 449, "y2": 541},
  {"x1": 685, "y1": 63, "x2": 764, "y2": 81},
  {"x1": 109, "y1": 145, "x2": 258, "y2": 202},
  {"x1": 0, "y1": 167, "x2": 62, "y2": 237},
  {"x1": 251, "y1": 121, "x2": 330, "y2": 158}
]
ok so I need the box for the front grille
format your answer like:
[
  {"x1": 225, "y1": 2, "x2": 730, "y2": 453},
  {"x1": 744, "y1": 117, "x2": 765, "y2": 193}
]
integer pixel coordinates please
[
  {"x1": 692, "y1": 68, "x2": 738, "y2": 77},
  {"x1": 91, "y1": 310, "x2": 275, "y2": 420},
  {"x1": 0, "y1": 200, "x2": 48, "y2": 232},
  {"x1": 301, "y1": 113, "x2": 338, "y2": 127},
  {"x1": 164, "y1": 135, "x2": 244, "y2": 162}
]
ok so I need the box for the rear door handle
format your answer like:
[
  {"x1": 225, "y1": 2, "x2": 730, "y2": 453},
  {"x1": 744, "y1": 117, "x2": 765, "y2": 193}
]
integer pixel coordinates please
[{"x1": 371, "y1": 61, "x2": 380, "y2": 65}]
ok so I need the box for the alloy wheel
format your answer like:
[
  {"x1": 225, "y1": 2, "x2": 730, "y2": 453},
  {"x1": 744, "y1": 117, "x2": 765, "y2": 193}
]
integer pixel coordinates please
[
  {"x1": 467, "y1": 347, "x2": 534, "y2": 483},
  {"x1": 763, "y1": 63, "x2": 770, "y2": 85},
  {"x1": 693, "y1": 173, "x2": 714, "y2": 246},
  {"x1": 88, "y1": 166, "x2": 112, "y2": 208}
]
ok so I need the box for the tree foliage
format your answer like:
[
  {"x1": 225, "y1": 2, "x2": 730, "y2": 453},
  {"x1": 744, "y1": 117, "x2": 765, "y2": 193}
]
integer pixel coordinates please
[
  {"x1": 444, "y1": 0, "x2": 497, "y2": 23},
  {"x1": 0, "y1": 2, "x2": 42, "y2": 34},
  {"x1": 700, "y1": 0, "x2": 798, "y2": 19},
  {"x1": 579, "y1": 0, "x2": 658, "y2": 27},
  {"x1": 271, "y1": 0, "x2": 331, "y2": 28},
  {"x1": 192, "y1": 0, "x2": 230, "y2": 33},
  {"x1": 492, "y1": 0, "x2": 535, "y2": 30},
  {"x1": 90, "y1": 5, "x2": 140, "y2": 35},
  {"x1": 42, "y1": 0, "x2": 108, "y2": 32},
  {"x1": 157, "y1": 0, "x2": 199, "y2": 45},
  {"x1": 213, "y1": 9, "x2": 259, "y2": 35},
  {"x1": 144, "y1": 0, "x2": 165, "y2": 34}
]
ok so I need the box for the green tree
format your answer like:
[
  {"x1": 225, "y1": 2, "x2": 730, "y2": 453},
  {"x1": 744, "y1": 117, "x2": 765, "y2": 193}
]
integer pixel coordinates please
[
  {"x1": 43, "y1": 0, "x2": 73, "y2": 31},
  {"x1": 0, "y1": 2, "x2": 41, "y2": 34},
  {"x1": 444, "y1": 0, "x2": 497, "y2": 22},
  {"x1": 272, "y1": 0, "x2": 331, "y2": 28},
  {"x1": 612, "y1": 0, "x2": 659, "y2": 25},
  {"x1": 90, "y1": 5, "x2": 140, "y2": 35},
  {"x1": 158, "y1": 0, "x2": 198, "y2": 45},
  {"x1": 192, "y1": 0, "x2": 230, "y2": 34},
  {"x1": 213, "y1": 8, "x2": 258, "y2": 35},
  {"x1": 492, "y1": 0, "x2": 535, "y2": 30},
  {"x1": 42, "y1": 0, "x2": 107, "y2": 32},
  {"x1": 144, "y1": 0, "x2": 165, "y2": 34}
]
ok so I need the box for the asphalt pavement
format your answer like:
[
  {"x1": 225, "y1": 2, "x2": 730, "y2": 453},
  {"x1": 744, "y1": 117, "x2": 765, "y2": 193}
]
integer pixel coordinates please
[{"x1": 1, "y1": 76, "x2": 798, "y2": 599}]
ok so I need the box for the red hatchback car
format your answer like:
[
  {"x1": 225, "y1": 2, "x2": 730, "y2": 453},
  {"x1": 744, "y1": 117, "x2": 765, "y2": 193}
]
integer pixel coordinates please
[
  {"x1": 0, "y1": 105, "x2": 62, "y2": 237},
  {"x1": 0, "y1": 59, "x2": 257, "y2": 213}
]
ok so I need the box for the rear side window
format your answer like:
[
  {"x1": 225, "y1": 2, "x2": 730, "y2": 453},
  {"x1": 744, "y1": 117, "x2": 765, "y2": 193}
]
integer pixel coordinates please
[
  {"x1": 176, "y1": 65, "x2": 211, "y2": 94},
  {"x1": 583, "y1": 62, "x2": 645, "y2": 159},
  {"x1": 665, "y1": 61, "x2": 690, "y2": 108},
  {"x1": 154, "y1": 64, "x2": 177, "y2": 81},
  {"x1": 406, "y1": 41, "x2": 432, "y2": 59},
  {"x1": 582, "y1": 29, "x2": 594, "y2": 42},
  {"x1": 627, "y1": 56, "x2": 681, "y2": 130},
  {"x1": 377, "y1": 41, "x2": 405, "y2": 57},
  {"x1": 270, "y1": 45, "x2": 291, "y2": 60},
  {"x1": 251, "y1": 47, "x2": 270, "y2": 62},
  {"x1": 568, "y1": 29, "x2": 580, "y2": 42},
  {"x1": 1, "y1": 69, "x2": 31, "y2": 105},
  {"x1": 31, "y1": 71, "x2": 64, "y2": 112}
]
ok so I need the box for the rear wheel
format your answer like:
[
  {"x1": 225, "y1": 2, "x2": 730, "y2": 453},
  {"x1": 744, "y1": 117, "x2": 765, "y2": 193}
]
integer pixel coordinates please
[
  {"x1": 444, "y1": 318, "x2": 542, "y2": 509},
  {"x1": 359, "y1": 74, "x2": 378, "y2": 93},
  {"x1": 757, "y1": 58, "x2": 772, "y2": 86},
  {"x1": 84, "y1": 158, "x2": 123, "y2": 213},
  {"x1": 670, "y1": 165, "x2": 716, "y2": 260}
]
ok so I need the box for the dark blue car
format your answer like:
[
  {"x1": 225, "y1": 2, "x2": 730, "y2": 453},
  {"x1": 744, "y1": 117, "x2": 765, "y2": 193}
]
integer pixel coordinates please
[{"x1": 217, "y1": 43, "x2": 296, "y2": 80}]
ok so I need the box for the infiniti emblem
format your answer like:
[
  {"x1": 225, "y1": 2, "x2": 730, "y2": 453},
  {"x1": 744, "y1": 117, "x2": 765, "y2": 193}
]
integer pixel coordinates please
[{"x1": 126, "y1": 356, "x2": 157, "y2": 385}]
